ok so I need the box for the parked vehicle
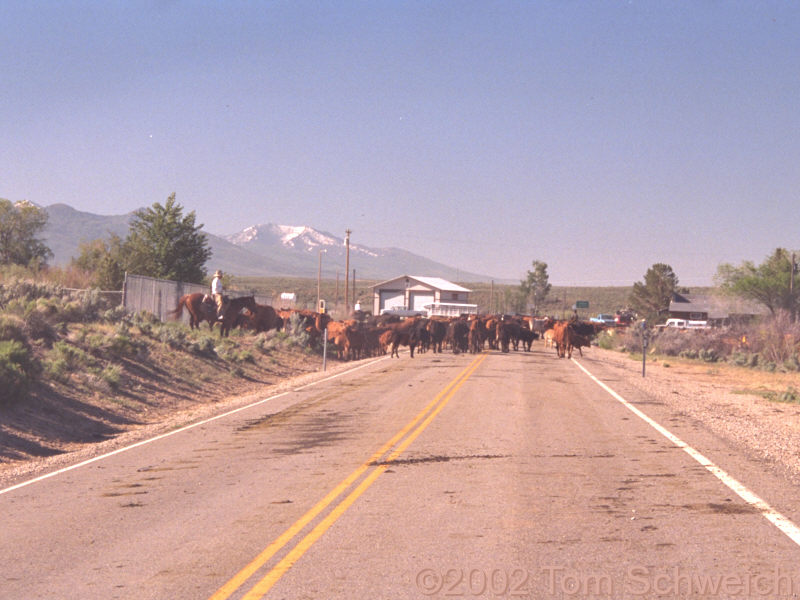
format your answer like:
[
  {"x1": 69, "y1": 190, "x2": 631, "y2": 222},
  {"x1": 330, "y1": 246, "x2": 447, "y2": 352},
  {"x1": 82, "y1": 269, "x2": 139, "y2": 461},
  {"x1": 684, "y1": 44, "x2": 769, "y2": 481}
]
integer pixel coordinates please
[
  {"x1": 590, "y1": 313, "x2": 617, "y2": 326},
  {"x1": 656, "y1": 318, "x2": 710, "y2": 330},
  {"x1": 614, "y1": 311, "x2": 634, "y2": 326},
  {"x1": 380, "y1": 306, "x2": 427, "y2": 317}
]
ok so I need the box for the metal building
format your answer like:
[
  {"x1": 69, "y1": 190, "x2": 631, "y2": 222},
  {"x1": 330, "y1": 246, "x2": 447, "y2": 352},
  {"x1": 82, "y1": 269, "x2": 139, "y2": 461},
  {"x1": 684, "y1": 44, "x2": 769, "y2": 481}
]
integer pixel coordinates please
[{"x1": 370, "y1": 275, "x2": 476, "y2": 317}]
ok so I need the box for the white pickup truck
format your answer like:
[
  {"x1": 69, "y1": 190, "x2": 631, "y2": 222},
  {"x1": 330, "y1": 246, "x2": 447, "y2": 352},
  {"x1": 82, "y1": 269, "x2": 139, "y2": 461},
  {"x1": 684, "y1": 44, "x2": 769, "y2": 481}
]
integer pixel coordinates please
[{"x1": 656, "y1": 318, "x2": 710, "y2": 330}]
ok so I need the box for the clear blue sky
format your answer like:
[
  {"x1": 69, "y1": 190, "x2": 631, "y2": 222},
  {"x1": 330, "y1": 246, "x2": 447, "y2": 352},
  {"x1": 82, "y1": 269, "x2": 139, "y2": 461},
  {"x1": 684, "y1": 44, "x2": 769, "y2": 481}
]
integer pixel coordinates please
[{"x1": 2, "y1": 1, "x2": 798, "y2": 285}]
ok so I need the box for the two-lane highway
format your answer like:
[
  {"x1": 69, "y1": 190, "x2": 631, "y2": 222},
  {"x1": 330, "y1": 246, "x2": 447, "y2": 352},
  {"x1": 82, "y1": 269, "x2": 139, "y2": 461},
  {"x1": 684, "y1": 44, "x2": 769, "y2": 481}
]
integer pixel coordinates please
[{"x1": 3, "y1": 347, "x2": 800, "y2": 599}]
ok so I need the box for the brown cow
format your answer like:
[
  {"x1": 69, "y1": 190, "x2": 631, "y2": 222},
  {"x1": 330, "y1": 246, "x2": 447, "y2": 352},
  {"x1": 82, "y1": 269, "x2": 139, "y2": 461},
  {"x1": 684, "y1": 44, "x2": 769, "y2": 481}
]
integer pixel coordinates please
[
  {"x1": 387, "y1": 317, "x2": 424, "y2": 358},
  {"x1": 551, "y1": 321, "x2": 570, "y2": 358},
  {"x1": 427, "y1": 318, "x2": 448, "y2": 353},
  {"x1": 468, "y1": 317, "x2": 487, "y2": 354},
  {"x1": 568, "y1": 332, "x2": 593, "y2": 357},
  {"x1": 243, "y1": 303, "x2": 282, "y2": 333},
  {"x1": 325, "y1": 319, "x2": 357, "y2": 360},
  {"x1": 543, "y1": 328, "x2": 555, "y2": 349}
]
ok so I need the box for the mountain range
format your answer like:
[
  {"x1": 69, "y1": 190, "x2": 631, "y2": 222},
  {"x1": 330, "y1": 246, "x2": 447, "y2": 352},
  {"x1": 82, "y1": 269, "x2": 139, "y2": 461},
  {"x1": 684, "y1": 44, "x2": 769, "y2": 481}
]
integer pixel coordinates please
[{"x1": 41, "y1": 203, "x2": 497, "y2": 283}]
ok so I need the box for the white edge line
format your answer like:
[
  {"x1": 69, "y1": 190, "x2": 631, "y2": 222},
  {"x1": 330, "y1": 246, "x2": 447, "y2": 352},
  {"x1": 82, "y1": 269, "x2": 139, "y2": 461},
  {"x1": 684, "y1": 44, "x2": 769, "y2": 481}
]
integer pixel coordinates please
[
  {"x1": 0, "y1": 356, "x2": 389, "y2": 497},
  {"x1": 572, "y1": 358, "x2": 800, "y2": 548}
]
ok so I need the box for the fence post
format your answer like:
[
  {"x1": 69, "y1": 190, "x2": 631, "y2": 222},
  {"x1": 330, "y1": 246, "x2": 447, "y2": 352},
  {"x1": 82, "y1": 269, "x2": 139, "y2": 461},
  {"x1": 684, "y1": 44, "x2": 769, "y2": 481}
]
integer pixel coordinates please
[{"x1": 322, "y1": 326, "x2": 328, "y2": 372}]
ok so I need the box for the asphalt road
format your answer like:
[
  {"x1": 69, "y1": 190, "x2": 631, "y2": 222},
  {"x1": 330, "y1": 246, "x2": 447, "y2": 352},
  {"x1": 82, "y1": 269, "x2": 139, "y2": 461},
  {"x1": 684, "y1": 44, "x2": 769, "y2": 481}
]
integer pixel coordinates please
[{"x1": 3, "y1": 347, "x2": 800, "y2": 599}]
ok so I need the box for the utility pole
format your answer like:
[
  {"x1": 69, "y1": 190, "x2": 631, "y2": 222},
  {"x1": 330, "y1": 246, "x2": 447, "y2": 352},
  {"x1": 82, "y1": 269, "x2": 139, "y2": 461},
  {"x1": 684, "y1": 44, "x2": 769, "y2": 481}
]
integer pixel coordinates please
[
  {"x1": 344, "y1": 229, "x2": 351, "y2": 315},
  {"x1": 792, "y1": 252, "x2": 797, "y2": 322},
  {"x1": 316, "y1": 249, "x2": 323, "y2": 312}
]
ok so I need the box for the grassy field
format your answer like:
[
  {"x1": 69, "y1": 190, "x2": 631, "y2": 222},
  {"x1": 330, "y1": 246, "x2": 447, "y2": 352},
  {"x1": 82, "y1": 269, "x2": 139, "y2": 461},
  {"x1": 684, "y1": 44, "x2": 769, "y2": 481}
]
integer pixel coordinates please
[{"x1": 233, "y1": 275, "x2": 715, "y2": 319}]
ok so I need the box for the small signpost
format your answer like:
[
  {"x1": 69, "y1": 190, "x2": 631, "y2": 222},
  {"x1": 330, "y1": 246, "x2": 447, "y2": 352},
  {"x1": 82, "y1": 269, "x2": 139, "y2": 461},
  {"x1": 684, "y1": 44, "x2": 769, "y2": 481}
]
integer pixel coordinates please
[
  {"x1": 640, "y1": 320, "x2": 649, "y2": 377},
  {"x1": 572, "y1": 300, "x2": 589, "y2": 318}
]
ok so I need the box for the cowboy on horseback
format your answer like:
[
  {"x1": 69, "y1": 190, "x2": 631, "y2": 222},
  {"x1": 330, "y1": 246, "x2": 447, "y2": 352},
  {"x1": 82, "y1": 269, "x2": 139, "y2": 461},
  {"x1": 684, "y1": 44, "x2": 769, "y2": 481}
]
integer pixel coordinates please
[{"x1": 211, "y1": 269, "x2": 226, "y2": 320}]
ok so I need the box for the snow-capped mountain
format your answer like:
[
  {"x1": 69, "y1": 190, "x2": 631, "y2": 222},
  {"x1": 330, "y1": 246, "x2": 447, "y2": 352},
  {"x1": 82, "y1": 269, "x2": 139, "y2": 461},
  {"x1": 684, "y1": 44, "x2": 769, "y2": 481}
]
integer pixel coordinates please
[
  {"x1": 219, "y1": 222, "x2": 497, "y2": 280},
  {"x1": 223, "y1": 224, "x2": 379, "y2": 260},
  {"x1": 40, "y1": 204, "x2": 495, "y2": 282}
]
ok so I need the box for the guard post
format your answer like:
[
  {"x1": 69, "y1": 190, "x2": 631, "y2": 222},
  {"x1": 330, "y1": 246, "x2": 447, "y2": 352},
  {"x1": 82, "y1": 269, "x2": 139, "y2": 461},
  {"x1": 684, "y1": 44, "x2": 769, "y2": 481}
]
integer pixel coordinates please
[{"x1": 640, "y1": 320, "x2": 649, "y2": 377}]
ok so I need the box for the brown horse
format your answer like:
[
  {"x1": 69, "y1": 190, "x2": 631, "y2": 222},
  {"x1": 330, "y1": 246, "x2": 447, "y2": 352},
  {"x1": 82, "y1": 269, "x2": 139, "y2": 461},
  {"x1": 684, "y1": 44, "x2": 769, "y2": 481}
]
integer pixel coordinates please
[
  {"x1": 217, "y1": 295, "x2": 257, "y2": 337},
  {"x1": 170, "y1": 293, "x2": 217, "y2": 330},
  {"x1": 170, "y1": 294, "x2": 257, "y2": 337}
]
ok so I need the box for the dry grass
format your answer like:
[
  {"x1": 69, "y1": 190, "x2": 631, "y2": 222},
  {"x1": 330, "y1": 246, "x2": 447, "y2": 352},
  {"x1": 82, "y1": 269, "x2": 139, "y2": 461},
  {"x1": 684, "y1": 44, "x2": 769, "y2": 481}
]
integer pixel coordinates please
[{"x1": 0, "y1": 321, "x2": 326, "y2": 468}]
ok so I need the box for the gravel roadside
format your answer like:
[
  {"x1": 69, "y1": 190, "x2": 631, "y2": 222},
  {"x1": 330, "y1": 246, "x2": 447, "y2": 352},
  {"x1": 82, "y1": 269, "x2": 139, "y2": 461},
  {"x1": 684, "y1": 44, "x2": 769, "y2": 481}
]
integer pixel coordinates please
[{"x1": 588, "y1": 348, "x2": 800, "y2": 486}]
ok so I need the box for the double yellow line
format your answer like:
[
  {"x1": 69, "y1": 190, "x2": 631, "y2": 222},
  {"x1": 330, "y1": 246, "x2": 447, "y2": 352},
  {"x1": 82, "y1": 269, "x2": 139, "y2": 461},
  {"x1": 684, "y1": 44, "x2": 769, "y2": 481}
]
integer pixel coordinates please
[{"x1": 209, "y1": 352, "x2": 487, "y2": 600}]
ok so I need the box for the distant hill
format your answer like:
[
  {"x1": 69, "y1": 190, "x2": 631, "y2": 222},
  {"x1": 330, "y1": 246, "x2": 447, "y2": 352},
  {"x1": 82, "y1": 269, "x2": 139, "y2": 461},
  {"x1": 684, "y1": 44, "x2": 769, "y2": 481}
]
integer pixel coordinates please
[{"x1": 41, "y1": 204, "x2": 498, "y2": 282}]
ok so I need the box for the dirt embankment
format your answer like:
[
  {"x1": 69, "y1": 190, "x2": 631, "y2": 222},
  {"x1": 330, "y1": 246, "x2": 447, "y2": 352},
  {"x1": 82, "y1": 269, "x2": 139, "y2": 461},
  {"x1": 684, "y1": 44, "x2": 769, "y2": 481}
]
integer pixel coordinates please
[{"x1": 0, "y1": 337, "x2": 359, "y2": 487}]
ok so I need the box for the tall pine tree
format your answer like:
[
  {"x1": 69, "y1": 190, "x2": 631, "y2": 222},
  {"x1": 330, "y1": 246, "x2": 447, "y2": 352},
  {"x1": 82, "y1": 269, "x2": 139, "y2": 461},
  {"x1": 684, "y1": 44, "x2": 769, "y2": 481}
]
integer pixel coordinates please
[{"x1": 123, "y1": 194, "x2": 211, "y2": 284}]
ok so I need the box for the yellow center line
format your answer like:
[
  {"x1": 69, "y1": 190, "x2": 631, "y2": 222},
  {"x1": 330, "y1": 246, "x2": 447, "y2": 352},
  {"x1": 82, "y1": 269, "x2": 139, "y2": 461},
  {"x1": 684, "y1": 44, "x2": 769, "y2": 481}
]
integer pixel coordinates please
[
  {"x1": 210, "y1": 352, "x2": 487, "y2": 600},
  {"x1": 240, "y1": 352, "x2": 487, "y2": 599}
]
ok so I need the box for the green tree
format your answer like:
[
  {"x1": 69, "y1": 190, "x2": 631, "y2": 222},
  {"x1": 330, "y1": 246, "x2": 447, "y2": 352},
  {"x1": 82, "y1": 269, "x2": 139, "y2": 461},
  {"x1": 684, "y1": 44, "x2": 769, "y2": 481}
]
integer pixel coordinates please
[
  {"x1": 0, "y1": 199, "x2": 52, "y2": 267},
  {"x1": 629, "y1": 263, "x2": 682, "y2": 322},
  {"x1": 123, "y1": 194, "x2": 211, "y2": 284},
  {"x1": 519, "y1": 260, "x2": 551, "y2": 314},
  {"x1": 715, "y1": 248, "x2": 798, "y2": 318},
  {"x1": 72, "y1": 234, "x2": 126, "y2": 290}
]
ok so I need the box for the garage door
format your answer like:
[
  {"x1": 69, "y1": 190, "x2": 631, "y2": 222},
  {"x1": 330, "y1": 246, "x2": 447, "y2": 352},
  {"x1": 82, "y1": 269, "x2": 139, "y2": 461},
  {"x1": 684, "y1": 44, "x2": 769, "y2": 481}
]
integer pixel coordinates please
[
  {"x1": 379, "y1": 290, "x2": 405, "y2": 311},
  {"x1": 409, "y1": 292, "x2": 434, "y2": 312}
]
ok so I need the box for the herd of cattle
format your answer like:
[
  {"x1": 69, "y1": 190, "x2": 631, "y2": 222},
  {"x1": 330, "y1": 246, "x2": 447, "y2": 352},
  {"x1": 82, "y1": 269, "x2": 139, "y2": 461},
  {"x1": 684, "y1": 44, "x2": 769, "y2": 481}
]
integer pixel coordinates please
[{"x1": 232, "y1": 303, "x2": 607, "y2": 360}]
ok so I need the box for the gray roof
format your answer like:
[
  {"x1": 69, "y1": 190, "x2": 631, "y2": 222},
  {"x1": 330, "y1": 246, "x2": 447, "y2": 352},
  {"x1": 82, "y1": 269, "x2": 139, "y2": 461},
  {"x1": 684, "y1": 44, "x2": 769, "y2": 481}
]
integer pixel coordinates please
[
  {"x1": 371, "y1": 275, "x2": 471, "y2": 293},
  {"x1": 670, "y1": 293, "x2": 766, "y2": 318}
]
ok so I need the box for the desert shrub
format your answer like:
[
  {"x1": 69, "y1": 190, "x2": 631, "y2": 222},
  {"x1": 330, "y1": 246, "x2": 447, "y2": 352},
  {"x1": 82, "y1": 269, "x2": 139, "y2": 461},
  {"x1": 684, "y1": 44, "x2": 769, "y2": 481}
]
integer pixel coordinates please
[
  {"x1": 23, "y1": 308, "x2": 60, "y2": 346},
  {"x1": 650, "y1": 329, "x2": 686, "y2": 356},
  {"x1": 745, "y1": 311, "x2": 800, "y2": 365},
  {"x1": 254, "y1": 331, "x2": 281, "y2": 354},
  {"x1": 284, "y1": 313, "x2": 311, "y2": 349},
  {"x1": 698, "y1": 348, "x2": 719, "y2": 362},
  {"x1": 188, "y1": 335, "x2": 216, "y2": 357},
  {"x1": 100, "y1": 364, "x2": 123, "y2": 390},
  {"x1": 617, "y1": 326, "x2": 647, "y2": 354},
  {"x1": 101, "y1": 305, "x2": 129, "y2": 323},
  {"x1": 131, "y1": 311, "x2": 159, "y2": 336},
  {"x1": 0, "y1": 279, "x2": 63, "y2": 306},
  {"x1": 43, "y1": 357, "x2": 71, "y2": 383},
  {"x1": 0, "y1": 315, "x2": 27, "y2": 345},
  {"x1": 0, "y1": 340, "x2": 38, "y2": 401},
  {"x1": 70, "y1": 288, "x2": 111, "y2": 322},
  {"x1": 51, "y1": 340, "x2": 94, "y2": 370},
  {"x1": 107, "y1": 332, "x2": 144, "y2": 358},
  {"x1": 728, "y1": 351, "x2": 752, "y2": 367},
  {"x1": 783, "y1": 355, "x2": 800, "y2": 372},
  {"x1": 595, "y1": 330, "x2": 618, "y2": 350},
  {"x1": 236, "y1": 349, "x2": 255, "y2": 363},
  {"x1": 158, "y1": 324, "x2": 188, "y2": 349}
]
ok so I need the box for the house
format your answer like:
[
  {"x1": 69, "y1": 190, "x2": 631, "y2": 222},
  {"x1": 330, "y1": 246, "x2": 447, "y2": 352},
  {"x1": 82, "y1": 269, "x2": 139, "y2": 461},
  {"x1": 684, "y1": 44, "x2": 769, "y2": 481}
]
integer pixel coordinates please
[
  {"x1": 669, "y1": 292, "x2": 765, "y2": 326},
  {"x1": 371, "y1": 275, "x2": 477, "y2": 317}
]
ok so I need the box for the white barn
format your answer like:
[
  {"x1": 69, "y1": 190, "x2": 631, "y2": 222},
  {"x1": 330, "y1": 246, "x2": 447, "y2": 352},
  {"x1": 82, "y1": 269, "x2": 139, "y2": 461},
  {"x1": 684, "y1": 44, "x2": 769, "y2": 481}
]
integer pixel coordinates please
[{"x1": 370, "y1": 275, "x2": 477, "y2": 317}]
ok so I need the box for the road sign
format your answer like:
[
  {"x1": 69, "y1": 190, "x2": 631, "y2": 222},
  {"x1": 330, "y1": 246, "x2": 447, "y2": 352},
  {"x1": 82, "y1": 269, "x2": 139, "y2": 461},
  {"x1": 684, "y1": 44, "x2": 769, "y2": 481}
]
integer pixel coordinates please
[{"x1": 574, "y1": 300, "x2": 589, "y2": 309}]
